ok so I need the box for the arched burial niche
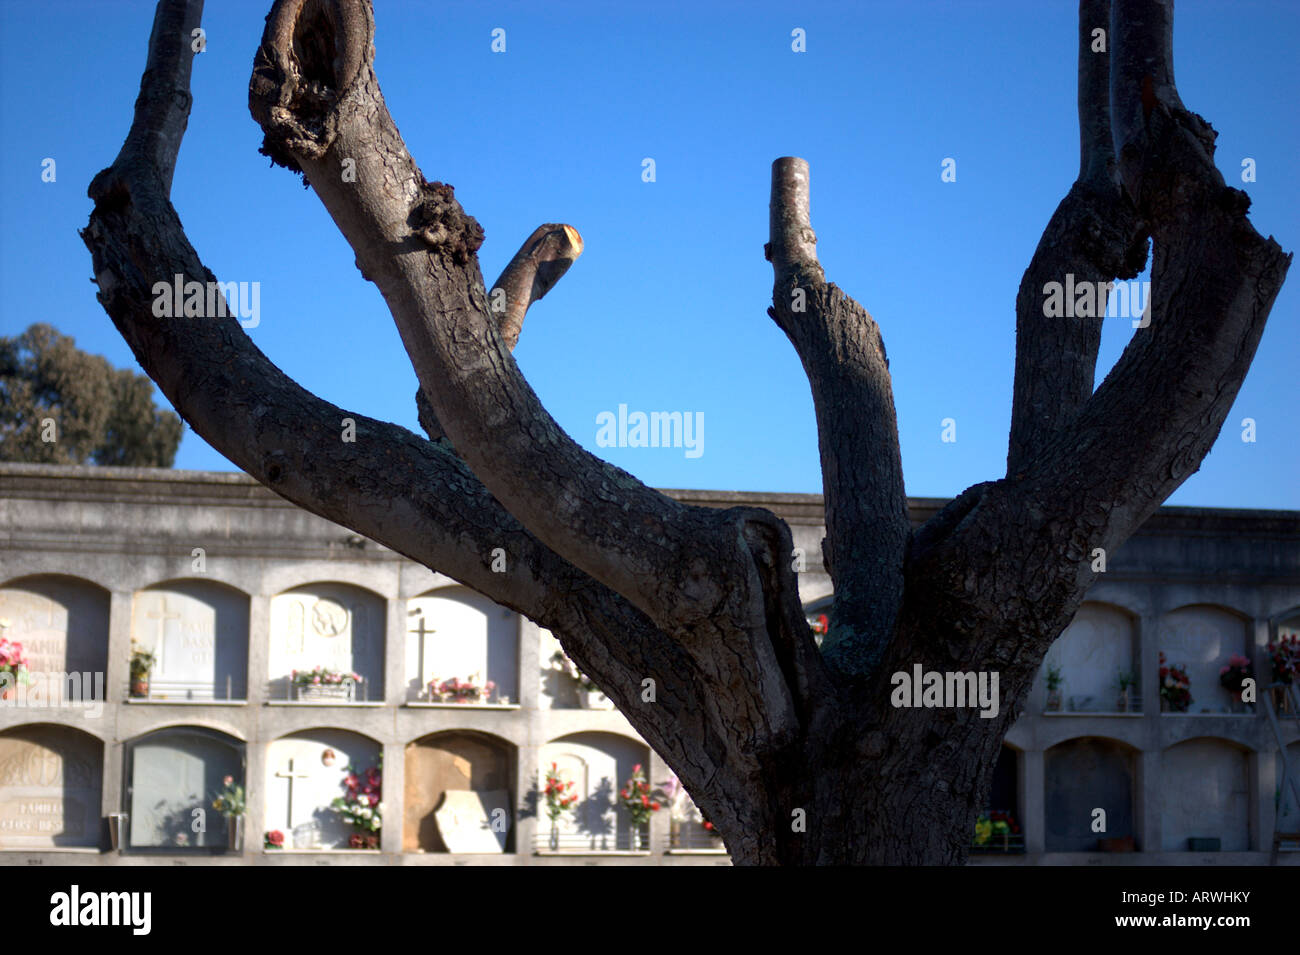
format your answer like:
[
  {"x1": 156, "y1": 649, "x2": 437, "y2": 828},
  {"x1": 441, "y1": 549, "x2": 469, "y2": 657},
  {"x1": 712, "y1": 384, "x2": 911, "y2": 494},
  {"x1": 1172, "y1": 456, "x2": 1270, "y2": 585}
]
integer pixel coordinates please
[
  {"x1": 970, "y1": 744, "x2": 1024, "y2": 854},
  {"x1": 125, "y1": 726, "x2": 243, "y2": 851},
  {"x1": 1158, "y1": 605, "x2": 1251, "y2": 714},
  {"x1": 539, "y1": 732, "x2": 651, "y2": 852},
  {"x1": 1044, "y1": 737, "x2": 1137, "y2": 852},
  {"x1": 269, "y1": 583, "x2": 385, "y2": 701},
  {"x1": 1039, "y1": 602, "x2": 1139, "y2": 712},
  {"x1": 132, "y1": 579, "x2": 249, "y2": 701},
  {"x1": 265, "y1": 729, "x2": 381, "y2": 849},
  {"x1": 1161, "y1": 737, "x2": 1251, "y2": 852},
  {"x1": 0, "y1": 724, "x2": 103, "y2": 849},
  {"x1": 403, "y1": 731, "x2": 514, "y2": 852},
  {"x1": 405, "y1": 587, "x2": 518, "y2": 704},
  {"x1": 0, "y1": 575, "x2": 109, "y2": 701}
]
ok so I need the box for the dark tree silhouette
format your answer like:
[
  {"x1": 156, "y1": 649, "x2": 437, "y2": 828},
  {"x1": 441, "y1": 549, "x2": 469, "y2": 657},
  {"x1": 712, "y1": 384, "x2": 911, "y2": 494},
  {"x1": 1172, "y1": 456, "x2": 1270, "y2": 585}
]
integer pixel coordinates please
[{"x1": 82, "y1": 0, "x2": 1289, "y2": 863}]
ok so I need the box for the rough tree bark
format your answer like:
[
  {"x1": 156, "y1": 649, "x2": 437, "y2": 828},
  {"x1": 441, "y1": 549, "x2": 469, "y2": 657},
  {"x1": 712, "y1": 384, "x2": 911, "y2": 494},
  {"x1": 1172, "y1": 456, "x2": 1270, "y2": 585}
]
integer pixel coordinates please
[{"x1": 82, "y1": 0, "x2": 1289, "y2": 864}]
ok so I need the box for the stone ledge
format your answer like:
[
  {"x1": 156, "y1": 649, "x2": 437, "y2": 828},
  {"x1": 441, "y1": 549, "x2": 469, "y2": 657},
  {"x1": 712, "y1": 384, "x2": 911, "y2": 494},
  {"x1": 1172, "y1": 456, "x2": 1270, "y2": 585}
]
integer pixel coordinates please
[
  {"x1": 264, "y1": 701, "x2": 386, "y2": 708},
  {"x1": 403, "y1": 702, "x2": 520, "y2": 710},
  {"x1": 126, "y1": 698, "x2": 247, "y2": 706}
]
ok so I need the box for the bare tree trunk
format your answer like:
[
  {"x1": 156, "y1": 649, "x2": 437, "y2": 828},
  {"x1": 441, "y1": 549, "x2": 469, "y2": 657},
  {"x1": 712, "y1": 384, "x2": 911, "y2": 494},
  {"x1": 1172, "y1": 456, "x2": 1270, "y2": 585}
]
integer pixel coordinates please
[{"x1": 82, "y1": 0, "x2": 1289, "y2": 865}]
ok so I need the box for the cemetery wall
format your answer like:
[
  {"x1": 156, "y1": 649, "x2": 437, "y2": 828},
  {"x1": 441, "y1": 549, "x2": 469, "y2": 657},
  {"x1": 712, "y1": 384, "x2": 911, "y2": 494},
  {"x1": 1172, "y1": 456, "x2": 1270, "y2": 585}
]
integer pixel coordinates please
[{"x1": 1, "y1": 464, "x2": 1297, "y2": 865}]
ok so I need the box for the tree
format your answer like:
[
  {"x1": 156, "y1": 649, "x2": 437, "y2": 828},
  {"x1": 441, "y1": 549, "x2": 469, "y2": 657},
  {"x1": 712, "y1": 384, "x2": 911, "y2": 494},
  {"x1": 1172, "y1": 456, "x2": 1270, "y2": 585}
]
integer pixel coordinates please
[
  {"x1": 81, "y1": 0, "x2": 1290, "y2": 864},
  {"x1": 0, "y1": 323, "x2": 182, "y2": 467}
]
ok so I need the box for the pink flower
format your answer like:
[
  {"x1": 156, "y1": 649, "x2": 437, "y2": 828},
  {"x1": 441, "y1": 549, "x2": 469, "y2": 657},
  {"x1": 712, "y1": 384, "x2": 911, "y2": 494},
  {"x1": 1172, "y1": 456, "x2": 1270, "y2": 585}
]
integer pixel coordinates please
[{"x1": 223, "y1": 775, "x2": 233, "y2": 787}]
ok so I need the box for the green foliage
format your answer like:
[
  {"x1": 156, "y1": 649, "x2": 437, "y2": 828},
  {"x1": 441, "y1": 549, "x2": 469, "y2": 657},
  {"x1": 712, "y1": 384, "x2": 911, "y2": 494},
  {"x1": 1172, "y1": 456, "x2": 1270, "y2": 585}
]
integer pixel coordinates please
[{"x1": 0, "y1": 323, "x2": 181, "y2": 466}]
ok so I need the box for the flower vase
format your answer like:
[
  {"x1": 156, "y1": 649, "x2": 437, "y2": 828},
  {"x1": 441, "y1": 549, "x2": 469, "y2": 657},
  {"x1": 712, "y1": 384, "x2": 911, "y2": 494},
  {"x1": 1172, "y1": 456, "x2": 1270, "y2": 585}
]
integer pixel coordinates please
[
  {"x1": 1117, "y1": 689, "x2": 1129, "y2": 713},
  {"x1": 130, "y1": 675, "x2": 149, "y2": 698},
  {"x1": 630, "y1": 827, "x2": 644, "y2": 851},
  {"x1": 226, "y1": 815, "x2": 244, "y2": 852},
  {"x1": 548, "y1": 822, "x2": 559, "y2": 851},
  {"x1": 108, "y1": 812, "x2": 129, "y2": 851},
  {"x1": 1045, "y1": 690, "x2": 1062, "y2": 712},
  {"x1": 1272, "y1": 686, "x2": 1290, "y2": 714}
]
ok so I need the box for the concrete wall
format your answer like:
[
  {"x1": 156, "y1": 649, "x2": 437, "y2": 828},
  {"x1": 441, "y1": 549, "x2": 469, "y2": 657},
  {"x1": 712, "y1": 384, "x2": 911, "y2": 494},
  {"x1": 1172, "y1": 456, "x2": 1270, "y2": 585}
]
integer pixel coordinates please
[{"x1": 1, "y1": 463, "x2": 1298, "y2": 865}]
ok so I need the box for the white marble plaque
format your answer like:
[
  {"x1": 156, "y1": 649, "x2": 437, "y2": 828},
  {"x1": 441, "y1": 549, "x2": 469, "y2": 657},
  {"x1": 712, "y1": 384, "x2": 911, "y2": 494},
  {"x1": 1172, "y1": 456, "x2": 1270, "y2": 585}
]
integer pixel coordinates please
[
  {"x1": 405, "y1": 587, "x2": 517, "y2": 702},
  {"x1": 434, "y1": 789, "x2": 509, "y2": 853},
  {"x1": 270, "y1": 584, "x2": 384, "y2": 693},
  {"x1": 265, "y1": 730, "x2": 381, "y2": 850},
  {"x1": 0, "y1": 577, "x2": 109, "y2": 699},
  {"x1": 1042, "y1": 603, "x2": 1135, "y2": 711},
  {"x1": 1159, "y1": 606, "x2": 1249, "y2": 712},
  {"x1": 0, "y1": 726, "x2": 102, "y2": 849},
  {"x1": 542, "y1": 734, "x2": 647, "y2": 851},
  {"x1": 132, "y1": 582, "x2": 248, "y2": 700},
  {"x1": 128, "y1": 728, "x2": 242, "y2": 848}
]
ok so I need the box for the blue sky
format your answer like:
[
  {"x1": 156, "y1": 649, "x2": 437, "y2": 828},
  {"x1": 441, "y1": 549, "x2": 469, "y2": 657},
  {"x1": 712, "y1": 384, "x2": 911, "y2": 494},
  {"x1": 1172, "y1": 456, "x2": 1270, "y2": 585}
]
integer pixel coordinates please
[{"x1": 2, "y1": 0, "x2": 1296, "y2": 508}]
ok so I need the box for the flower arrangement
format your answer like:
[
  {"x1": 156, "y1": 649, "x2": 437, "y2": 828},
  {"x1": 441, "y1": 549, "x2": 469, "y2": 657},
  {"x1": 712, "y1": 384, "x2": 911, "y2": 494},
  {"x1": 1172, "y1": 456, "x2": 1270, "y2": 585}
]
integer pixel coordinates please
[
  {"x1": 1115, "y1": 667, "x2": 1138, "y2": 711},
  {"x1": 549, "y1": 650, "x2": 599, "y2": 692},
  {"x1": 807, "y1": 613, "x2": 829, "y2": 636},
  {"x1": 0, "y1": 626, "x2": 30, "y2": 687},
  {"x1": 1268, "y1": 635, "x2": 1299, "y2": 684},
  {"x1": 618, "y1": 764, "x2": 661, "y2": 827},
  {"x1": 211, "y1": 775, "x2": 245, "y2": 817},
  {"x1": 543, "y1": 762, "x2": 579, "y2": 822},
  {"x1": 1044, "y1": 663, "x2": 1064, "y2": 710},
  {"x1": 128, "y1": 642, "x2": 155, "y2": 697},
  {"x1": 1159, "y1": 652, "x2": 1192, "y2": 712},
  {"x1": 428, "y1": 673, "x2": 495, "y2": 703},
  {"x1": 331, "y1": 760, "x2": 382, "y2": 849},
  {"x1": 1218, "y1": 653, "x2": 1254, "y2": 701},
  {"x1": 974, "y1": 810, "x2": 1019, "y2": 848},
  {"x1": 292, "y1": 666, "x2": 361, "y2": 688},
  {"x1": 264, "y1": 830, "x2": 285, "y2": 849}
]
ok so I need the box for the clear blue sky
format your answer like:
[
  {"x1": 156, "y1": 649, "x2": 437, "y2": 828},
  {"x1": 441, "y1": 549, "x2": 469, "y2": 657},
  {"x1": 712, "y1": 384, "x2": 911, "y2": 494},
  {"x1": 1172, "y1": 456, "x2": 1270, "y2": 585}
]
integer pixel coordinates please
[{"x1": 2, "y1": 1, "x2": 1296, "y2": 508}]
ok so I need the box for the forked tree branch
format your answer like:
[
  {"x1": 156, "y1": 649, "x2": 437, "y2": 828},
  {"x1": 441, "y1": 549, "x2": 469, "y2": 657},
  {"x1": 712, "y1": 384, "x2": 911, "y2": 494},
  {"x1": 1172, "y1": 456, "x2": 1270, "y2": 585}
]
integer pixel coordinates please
[
  {"x1": 80, "y1": 0, "x2": 767, "y2": 846},
  {"x1": 766, "y1": 157, "x2": 909, "y2": 679},
  {"x1": 1006, "y1": 0, "x2": 1148, "y2": 478},
  {"x1": 248, "y1": 0, "x2": 793, "y2": 661},
  {"x1": 970, "y1": 0, "x2": 1290, "y2": 608},
  {"x1": 416, "y1": 222, "x2": 583, "y2": 442}
]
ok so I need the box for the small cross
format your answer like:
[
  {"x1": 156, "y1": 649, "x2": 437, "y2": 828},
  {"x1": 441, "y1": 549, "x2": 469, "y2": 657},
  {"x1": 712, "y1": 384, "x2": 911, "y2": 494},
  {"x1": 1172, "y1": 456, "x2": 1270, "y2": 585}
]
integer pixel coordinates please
[
  {"x1": 410, "y1": 613, "x2": 436, "y2": 692},
  {"x1": 275, "y1": 758, "x2": 311, "y2": 827},
  {"x1": 143, "y1": 599, "x2": 182, "y2": 671}
]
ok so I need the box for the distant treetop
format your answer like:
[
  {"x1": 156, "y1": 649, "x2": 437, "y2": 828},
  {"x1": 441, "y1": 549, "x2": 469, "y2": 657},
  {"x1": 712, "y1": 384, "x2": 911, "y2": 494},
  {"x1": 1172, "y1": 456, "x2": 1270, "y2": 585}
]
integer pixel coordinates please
[{"x1": 0, "y1": 323, "x2": 182, "y2": 467}]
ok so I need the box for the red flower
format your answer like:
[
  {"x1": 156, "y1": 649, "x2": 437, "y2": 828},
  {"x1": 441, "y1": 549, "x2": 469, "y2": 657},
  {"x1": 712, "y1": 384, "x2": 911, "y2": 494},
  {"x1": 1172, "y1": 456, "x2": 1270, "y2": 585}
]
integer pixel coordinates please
[{"x1": 651, "y1": 802, "x2": 660, "y2": 811}]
